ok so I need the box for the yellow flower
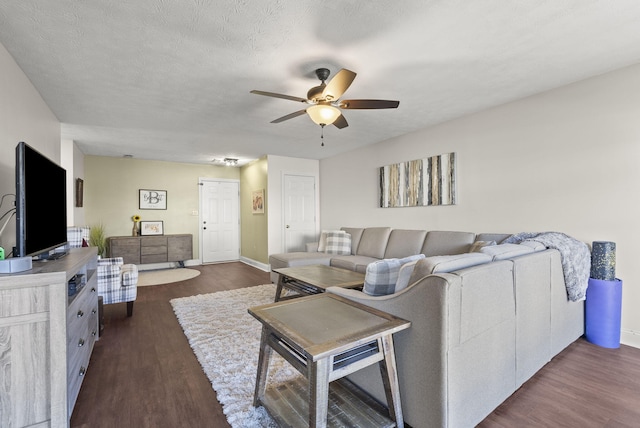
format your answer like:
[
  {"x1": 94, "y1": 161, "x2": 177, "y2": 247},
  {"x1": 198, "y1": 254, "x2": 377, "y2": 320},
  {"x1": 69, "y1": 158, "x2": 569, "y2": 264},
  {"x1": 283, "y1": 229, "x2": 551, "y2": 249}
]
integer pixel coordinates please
[{"x1": 132, "y1": 215, "x2": 141, "y2": 222}]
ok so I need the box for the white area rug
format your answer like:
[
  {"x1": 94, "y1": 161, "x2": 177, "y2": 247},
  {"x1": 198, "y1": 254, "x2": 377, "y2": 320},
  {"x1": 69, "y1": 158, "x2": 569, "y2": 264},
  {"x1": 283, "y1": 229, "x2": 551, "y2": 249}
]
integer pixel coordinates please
[
  {"x1": 170, "y1": 284, "x2": 300, "y2": 427},
  {"x1": 138, "y1": 268, "x2": 200, "y2": 286}
]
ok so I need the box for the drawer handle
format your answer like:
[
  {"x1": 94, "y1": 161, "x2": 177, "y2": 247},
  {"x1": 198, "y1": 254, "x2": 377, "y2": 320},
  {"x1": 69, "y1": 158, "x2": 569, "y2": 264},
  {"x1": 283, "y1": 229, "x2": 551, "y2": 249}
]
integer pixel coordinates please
[
  {"x1": 91, "y1": 330, "x2": 97, "y2": 337},
  {"x1": 78, "y1": 338, "x2": 85, "y2": 347},
  {"x1": 77, "y1": 310, "x2": 84, "y2": 318},
  {"x1": 91, "y1": 287, "x2": 96, "y2": 292},
  {"x1": 92, "y1": 309, "x2": 97, "y2": 314},
  {"x1": 79, "y1": 367, "x2": 86, "y2": 377}
]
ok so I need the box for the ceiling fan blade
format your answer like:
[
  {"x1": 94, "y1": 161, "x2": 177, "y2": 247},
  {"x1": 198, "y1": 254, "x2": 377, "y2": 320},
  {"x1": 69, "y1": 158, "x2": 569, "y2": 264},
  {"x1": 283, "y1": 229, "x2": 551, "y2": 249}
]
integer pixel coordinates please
[
  {"x1": 270, "y1": 109, "x2": 307, "y2": 123},
  {"x1": 250, "y1": 90, "x2": 308, "y2": 103},
  {"x1": 339, "y1": 99, "x2": 400, "y2": 109},
  {"x1": 333, "y1": 114, "x2": 349, "y2": 129},
  {"x1": 322, "y1": 69, "x2": 357, "y2": 101}
]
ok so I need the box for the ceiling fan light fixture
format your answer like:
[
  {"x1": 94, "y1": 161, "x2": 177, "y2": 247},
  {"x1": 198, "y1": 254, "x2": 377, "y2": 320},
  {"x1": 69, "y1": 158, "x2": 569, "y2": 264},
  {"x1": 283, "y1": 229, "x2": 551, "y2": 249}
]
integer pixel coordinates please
[
  {"x1": 223, "y1": 157, "x2": 238, "y2": 166},
  {"x1": 306, "y1": 104, "x2": 341, "y2": 126}
]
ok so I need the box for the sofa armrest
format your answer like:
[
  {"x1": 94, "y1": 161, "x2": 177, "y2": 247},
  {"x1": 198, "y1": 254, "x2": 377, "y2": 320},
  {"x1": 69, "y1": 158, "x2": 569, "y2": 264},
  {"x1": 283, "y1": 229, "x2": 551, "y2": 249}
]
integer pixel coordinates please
[
  {"x1": 121, "y1": 264, "x2": 138, "y2": 286},
  {"x1": 306, "y1": 241, "x2": 319, "y2": 252}
]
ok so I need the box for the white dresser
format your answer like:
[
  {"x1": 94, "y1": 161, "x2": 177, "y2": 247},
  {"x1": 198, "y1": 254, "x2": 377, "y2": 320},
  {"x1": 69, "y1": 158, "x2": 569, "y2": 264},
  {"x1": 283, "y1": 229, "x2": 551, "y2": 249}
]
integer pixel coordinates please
[{"x1": 0, "y1": 247, "x2": 99, "y2": 428}]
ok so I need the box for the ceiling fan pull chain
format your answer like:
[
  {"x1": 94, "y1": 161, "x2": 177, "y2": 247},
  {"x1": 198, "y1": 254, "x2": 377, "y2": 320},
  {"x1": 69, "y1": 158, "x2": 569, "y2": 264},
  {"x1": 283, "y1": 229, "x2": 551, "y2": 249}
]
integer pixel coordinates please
[{"x1": 320, "y1": 124, "x2": 325, "y2": 146}]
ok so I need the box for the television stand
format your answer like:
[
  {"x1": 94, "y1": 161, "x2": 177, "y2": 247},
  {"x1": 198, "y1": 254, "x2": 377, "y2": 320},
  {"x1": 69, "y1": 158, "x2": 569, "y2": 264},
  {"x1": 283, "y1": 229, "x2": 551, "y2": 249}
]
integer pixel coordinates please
[{"x1": 42, "y1": 251, "x2": 68, "y2": 261}]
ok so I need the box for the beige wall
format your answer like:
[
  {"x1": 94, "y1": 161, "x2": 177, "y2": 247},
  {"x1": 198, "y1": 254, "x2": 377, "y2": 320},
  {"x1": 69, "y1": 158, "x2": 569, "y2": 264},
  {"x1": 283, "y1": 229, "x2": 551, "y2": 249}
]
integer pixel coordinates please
[
  {"x1": 0, "y1": 43, "x2": 60, "y2": 253},
  {"x1": 240, "y1": 157, "x2": 268, "y2": 264},
  {"x1": 83, "y1": 155, "x2": 239, "y2": 259},
  {"x1": 319, "y1": 63, "x2": 640, "y2": 348}
]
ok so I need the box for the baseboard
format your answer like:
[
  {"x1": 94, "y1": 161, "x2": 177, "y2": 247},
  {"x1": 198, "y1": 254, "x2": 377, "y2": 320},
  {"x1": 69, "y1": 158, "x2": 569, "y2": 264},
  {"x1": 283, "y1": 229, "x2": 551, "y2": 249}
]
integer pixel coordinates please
[
  {"x1": 239, "y1": 256, "x2": 270, "y2": 272},
  {"x1": 137, "y1": 259, "x2": 199, "y2": 271},
  {"x1": 621, "y1": 329, "x2": 640, "y2": 349}
]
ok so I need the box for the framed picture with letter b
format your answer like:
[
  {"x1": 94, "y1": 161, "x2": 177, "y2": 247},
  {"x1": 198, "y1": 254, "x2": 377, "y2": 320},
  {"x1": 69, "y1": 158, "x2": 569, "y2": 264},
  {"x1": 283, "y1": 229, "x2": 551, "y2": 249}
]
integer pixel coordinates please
[{"x1": 139, "y1": 189, "x2": 167, "y2": 210}]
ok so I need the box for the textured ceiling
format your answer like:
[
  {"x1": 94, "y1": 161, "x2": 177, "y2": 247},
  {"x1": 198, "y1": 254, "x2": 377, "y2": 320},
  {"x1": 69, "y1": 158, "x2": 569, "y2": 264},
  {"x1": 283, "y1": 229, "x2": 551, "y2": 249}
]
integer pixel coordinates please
[{"x1": 1, "y1": 1, "x2": 640, "y2": 166}]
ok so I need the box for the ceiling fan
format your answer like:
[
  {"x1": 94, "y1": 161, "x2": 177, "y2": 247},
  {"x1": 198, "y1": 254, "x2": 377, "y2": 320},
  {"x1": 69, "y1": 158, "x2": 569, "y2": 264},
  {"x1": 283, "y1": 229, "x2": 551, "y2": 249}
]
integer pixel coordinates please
[{"x1": 250, "y1": 68, "x2": 399, "y2": 130}]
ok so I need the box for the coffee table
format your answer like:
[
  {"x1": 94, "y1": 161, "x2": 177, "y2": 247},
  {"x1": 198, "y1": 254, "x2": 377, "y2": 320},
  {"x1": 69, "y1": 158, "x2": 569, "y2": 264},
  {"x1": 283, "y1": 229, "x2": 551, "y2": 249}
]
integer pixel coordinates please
[
  {"x1": 273, "y1": 264, "x2": 365, "y2": 302},
  {"x1": 249, "y1": 293, "x2": 410, "y2": 428}
]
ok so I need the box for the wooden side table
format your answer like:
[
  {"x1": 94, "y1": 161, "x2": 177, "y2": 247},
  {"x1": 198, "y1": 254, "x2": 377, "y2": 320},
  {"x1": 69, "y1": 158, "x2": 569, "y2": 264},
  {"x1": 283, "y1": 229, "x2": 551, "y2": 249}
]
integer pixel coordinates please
[{"x1": 249, "y1": 293, "x2": 410, "y2": 427}]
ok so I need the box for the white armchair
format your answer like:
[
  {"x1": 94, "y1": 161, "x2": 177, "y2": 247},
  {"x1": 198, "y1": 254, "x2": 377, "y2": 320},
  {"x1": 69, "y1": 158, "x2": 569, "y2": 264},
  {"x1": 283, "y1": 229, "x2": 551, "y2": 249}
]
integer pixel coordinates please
[{"x1": 67, "y1": 226, "x2": 138, "y2": 317}]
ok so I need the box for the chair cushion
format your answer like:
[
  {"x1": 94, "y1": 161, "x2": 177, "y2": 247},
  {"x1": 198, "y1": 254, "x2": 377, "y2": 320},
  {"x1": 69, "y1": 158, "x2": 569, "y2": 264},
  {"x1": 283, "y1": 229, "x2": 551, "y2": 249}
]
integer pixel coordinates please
[
  {"x1": 324, "y1": 232, "x2": 352, "y2": 255},
  {"x1": 363, "y1": 254, "x2": 425, "y2": 296}
]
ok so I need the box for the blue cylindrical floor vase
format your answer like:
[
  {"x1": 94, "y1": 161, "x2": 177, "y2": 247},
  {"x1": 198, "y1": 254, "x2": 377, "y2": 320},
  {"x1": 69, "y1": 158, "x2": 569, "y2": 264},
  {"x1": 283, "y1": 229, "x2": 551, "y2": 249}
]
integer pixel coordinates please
[{"x1": 585, "y1": 278, "x2": 622, "y2": 348}]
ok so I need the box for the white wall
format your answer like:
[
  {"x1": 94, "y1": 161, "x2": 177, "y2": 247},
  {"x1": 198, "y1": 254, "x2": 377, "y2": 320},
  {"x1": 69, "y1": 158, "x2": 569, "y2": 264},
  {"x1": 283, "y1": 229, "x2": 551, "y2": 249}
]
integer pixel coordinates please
[
  {"x1": 0, "y1": 43, "x2": 61, "y2": 254},
  {"x1": 267, "y1": 155, "x2": 320, "y2": 256},
  {"x1": 320, "y1": 63, "x2": 640, "y2": 348}
]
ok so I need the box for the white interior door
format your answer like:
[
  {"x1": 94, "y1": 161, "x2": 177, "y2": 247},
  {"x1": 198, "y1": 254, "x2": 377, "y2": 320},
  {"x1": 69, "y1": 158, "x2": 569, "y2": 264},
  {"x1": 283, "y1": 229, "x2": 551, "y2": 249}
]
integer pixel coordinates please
[
  {"x1": 200, "y1": 179, "x2": 240, "y2": 263},
  {"x1": 283, "y1": 174, "x2": 317, "y2": 252}
]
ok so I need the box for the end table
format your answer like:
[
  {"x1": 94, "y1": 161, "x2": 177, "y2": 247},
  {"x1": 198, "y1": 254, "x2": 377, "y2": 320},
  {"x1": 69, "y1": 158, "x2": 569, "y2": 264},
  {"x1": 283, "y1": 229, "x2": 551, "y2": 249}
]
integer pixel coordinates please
[{"x1": 249, "y1": 293, "x2": 410, "y2": 427}]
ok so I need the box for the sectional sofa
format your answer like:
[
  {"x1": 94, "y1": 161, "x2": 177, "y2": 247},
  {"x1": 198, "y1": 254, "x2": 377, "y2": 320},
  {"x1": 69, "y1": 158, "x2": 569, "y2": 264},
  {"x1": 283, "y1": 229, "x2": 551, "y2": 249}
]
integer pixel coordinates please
[{"x1": 268, "y1": 227, "x2": 586, "y2": 428}]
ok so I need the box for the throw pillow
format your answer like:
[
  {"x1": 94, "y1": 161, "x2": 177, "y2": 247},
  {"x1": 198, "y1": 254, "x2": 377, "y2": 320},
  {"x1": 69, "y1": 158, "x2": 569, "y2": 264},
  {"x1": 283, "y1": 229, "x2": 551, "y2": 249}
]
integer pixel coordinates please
[
  {"x1": 469, "y1": 240, "x2": 496, "y2": 253},
  {"x1": 363, "y1": 254, "x2": 425, "y2": 296},
  {"x1": 317, "y1": 229, "x2": 346, "y2": 252},
  {"x1": 394, "y1": 259, "x2": 421, "y2": 293},
  {"x1": 324, "y1": 232, "x2": 351, "y2": 255}
]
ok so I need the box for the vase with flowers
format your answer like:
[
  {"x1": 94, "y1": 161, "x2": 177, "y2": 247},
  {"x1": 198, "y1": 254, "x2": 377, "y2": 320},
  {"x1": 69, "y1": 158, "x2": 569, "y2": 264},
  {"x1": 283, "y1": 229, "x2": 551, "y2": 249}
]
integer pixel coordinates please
[{"x1": 132, "y1": 215, "x2": 141, "y2": 236}]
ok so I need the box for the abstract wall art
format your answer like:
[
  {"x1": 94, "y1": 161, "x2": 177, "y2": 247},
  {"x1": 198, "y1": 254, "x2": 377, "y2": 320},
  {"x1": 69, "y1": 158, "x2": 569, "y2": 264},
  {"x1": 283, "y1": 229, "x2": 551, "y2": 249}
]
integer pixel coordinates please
[{"x1": 379, "y1": 152, "x2": 457, "y2": 208}]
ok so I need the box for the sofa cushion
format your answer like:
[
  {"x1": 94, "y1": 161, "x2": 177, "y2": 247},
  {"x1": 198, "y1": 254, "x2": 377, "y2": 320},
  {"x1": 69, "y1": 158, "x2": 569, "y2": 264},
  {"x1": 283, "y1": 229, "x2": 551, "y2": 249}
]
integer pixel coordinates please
[
  {"x1": 480, "y1": 243, "x2": 535, "y2": 260},
  {"x1": 475, "y1": 233, "x2": 512, "y2": 244},
  {"x1": 324, "y1": 232, "x2": 351, "y2": 255},
  {"x1": 421, "y1": 231, "x2": 476, "y2": 256},
  {"x1": 356, "y1": 227, "x2": 392, "y2": 258},
  {"x1": 330, "y1": 255, "x2": 380, "y2": 273},
  {"x1": 408, "y1": 253, "x2": 493, "y2": 284},
  {"x1": 363, "y1": 254, "x2": 425, "y2": 296},
  {"x1": 317, "y1": 229, "x2": 346, "y2": 252},
  {"x1": 269, "y1": 252, "x2": 332, "y2": 270},
  {"x1": 519, "y1": 240, "x2": 547, "y2": 252},
  {"x1": 384, "y1": 229, "x2": 428, "y2": 259},
  {"x1": 341, "y1": 227, "x2": 365, "y2": 255},
  {"x1": 469, "y1": 240, "x2": 496, "y2": 253}
]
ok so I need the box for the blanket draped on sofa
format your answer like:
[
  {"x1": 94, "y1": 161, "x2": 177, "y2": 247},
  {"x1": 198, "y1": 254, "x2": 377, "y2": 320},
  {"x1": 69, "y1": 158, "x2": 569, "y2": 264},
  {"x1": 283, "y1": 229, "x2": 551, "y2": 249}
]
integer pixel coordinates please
[{"x1": 503, "y1": 232, "x2": 590, "y2": 301}]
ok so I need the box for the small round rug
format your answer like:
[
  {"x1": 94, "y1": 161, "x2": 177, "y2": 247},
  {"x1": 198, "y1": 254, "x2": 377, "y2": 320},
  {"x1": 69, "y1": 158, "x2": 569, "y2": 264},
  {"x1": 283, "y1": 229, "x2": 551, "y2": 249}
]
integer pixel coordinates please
[{"x1": 138, "y1": 268, "x2": 201, "y2": 286}]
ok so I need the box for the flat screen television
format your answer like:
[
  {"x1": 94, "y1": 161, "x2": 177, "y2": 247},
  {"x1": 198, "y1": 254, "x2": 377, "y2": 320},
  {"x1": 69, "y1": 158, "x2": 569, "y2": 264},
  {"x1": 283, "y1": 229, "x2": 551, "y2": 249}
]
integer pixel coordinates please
[{"x1": 15, "y1": 141, "x2": 68, "y2": 258}]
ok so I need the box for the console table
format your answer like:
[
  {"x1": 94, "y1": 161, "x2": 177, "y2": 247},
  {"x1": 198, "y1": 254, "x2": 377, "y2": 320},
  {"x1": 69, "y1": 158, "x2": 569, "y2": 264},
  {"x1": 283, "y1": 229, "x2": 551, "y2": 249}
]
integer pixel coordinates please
[
  {"x1": 107, "y1": 234, "x2": 192, "y2": 265},
  {"x1": 0, "y1": 247, "x2": 99, "y2": 427},
  {"x1": 249, "y1": 293, "x2": 410, "y2": 427}
]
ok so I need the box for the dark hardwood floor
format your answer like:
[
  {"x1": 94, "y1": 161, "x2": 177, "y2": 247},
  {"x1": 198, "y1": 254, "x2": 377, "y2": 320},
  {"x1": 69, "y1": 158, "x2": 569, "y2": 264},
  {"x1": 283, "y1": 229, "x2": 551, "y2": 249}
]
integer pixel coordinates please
[{"x1": 71, "y1": 262, "x2": 640, "y2": 427}]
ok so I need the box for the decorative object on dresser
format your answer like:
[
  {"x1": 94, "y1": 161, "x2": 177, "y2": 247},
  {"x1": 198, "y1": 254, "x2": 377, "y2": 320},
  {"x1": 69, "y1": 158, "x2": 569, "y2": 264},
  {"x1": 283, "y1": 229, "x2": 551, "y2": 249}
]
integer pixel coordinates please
[
  {"x1": 139, "y1": 189, "x2": 167, "y2": 210},
  {"x1": 131, "y1": 214, "x2": 141, "y2": 236},
  {"x1": 140, "y1": 220, "x2": 164, "y2": 236},
  {"x1": 107, "y1": 234, "x2": 193, "y2": 266},
  {"x1": 0, "y1": 247, "x2": 99, "y2": 427}
]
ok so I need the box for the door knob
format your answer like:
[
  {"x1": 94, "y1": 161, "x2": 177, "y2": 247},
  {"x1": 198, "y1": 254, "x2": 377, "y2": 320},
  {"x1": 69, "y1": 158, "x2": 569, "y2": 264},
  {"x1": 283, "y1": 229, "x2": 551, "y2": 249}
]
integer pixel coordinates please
[{"x1": 286, "y1": 225, "x2": 290, "y2": 228}]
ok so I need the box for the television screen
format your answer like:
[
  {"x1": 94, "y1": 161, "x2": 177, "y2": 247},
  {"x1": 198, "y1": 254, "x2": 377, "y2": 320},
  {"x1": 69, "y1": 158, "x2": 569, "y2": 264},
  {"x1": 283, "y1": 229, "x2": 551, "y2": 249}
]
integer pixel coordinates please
[{"x1": 15, "y1": 142, "x2": 68, "y2": 258}]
